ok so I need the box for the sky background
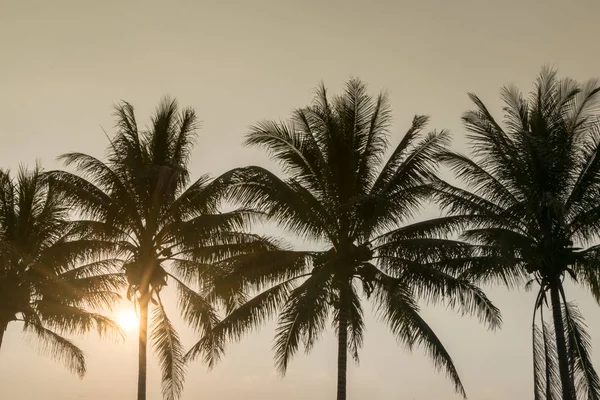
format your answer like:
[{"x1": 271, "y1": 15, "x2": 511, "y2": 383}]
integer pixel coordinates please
[{"x1": 2, "y1": 0, "x2": 600, "y2": 399}]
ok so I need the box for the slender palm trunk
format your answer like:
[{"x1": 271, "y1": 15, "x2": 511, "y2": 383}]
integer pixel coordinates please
[
  {"x1": 337, "y1": 307, "x2": 348, "y2": 400},
  {"x1": 137, "y1": 291, "x2": 150, "y2": 400},
  {"x1": 549, "y1": 282, "x2": 574, "y2": 400},
  {"x1": 0, "y1": 321, "x2": 7, "y2": 349}
]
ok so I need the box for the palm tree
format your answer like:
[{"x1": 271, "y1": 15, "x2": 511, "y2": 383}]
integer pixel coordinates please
[
  {"x1": 428, "y1": 67, "x2": 600, "y2": 400},
  {"x1": 0, "y1": 166, "x2": 122, "y2": 377},
  {"x1": 186, "y1": 79, "x2": 502, "y2": 400},
  {"x1": 48, "y1": 98, "x2": 268, "y2": 400}
]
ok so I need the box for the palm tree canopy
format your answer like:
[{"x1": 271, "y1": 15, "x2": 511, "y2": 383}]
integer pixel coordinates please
[
  {"x1": 0, "y1": 166, "x2": 123, "y2": 377},
  {"x1": 48, "y1": 97, "x2": 269, "y2": 400},
  {"x1": 188, "y1": 79, "x2": 502, "y2": 398},
  {"x1": 428, "y1": 67, "x2": 600, "y2": 399}
]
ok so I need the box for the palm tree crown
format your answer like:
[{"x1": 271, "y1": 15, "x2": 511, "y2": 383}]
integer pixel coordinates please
[
  {"x1": 0, "y1": 166, "x2": 122, "y2": 377},
  {"x1": 188, "y1": 79, "x2": 502, "y2": 400},
  {"x1": 430, "y1": 68, "x2": 600, "y2": 400},
  {"x1": 49, "y1": 98, "x2": 266, "y2": 400}
]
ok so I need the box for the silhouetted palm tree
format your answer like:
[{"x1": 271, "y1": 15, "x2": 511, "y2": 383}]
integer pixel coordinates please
[
  {"x1": 49, "y1": 98, "x2": 266, "y2": 400},
  {"x1": 187, "y1": 79, "x2": 501, "y2": 400},
  {"x1": 0, "y1": 166, "x2": 122, "y2": 376},
  {"x1": 429, "y1": 68, "x2": 600, "y2": 400}
]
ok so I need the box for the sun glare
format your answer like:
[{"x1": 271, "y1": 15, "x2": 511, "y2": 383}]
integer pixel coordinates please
[{"x1": 118, "y1": 309, "x2": 139, "y2": 332}]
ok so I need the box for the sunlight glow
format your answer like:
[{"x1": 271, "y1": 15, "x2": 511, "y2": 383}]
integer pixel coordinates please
[{"x1": 117, "y1": 309, "x2": 139, "y2": 332}]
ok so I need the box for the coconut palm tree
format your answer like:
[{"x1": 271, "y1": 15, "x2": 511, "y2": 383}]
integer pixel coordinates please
[
  {"x1": 186, "y1": 79, "x2": 502, "y2": 400},
  {"x1": 0, "y1": 166, "x2": 122, "y2": 377},
  {"x1": 48, "y1": 98, "x2": 267, "y2": 400},
  {"x1": 428, "y1": 67, "x2": 600, "y2": 400}
]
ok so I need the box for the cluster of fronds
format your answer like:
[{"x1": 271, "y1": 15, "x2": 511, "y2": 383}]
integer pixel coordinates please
[{"x1": 0, "y1": 167, "x2": 124, "y2": 377}]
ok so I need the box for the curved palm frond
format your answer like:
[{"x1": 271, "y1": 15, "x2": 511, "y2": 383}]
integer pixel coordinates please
[
  {"x1": 533, "y1": 320, "x2": 547, "y2": 400},
  {"x1": 22, "y1": 321, "x2": 86, "y2": 378},
  {"x1": 562, "y1": 300, "x2": 600, "y2": 400},
  {"x1": 215, "y1": 166, "x2": 336, "y2": 242},
  {"x1": 151, "y1": 293, "x2": 186, "y2": 400},
  {"x1": 168, "y1": 274, "x2": 219, "y2": 338},
  {"x1": 211, "y1": 249, "x2": 314, "y2": 295},
  {"x1": 273, "y1": 269, "x2": 332, "y2": 374},
  {"x1": 35, "y1": 302, "x2": 123, "y2": 339},
  {"x1": 186, "y1": 278, "x2": 300, "y2": 367},
  {"x1": 373, "y1": 278, "x2": 466, "y2": 398},
  {"x1": 374, "y1": 258, "x2": 502, "y2": 330}
]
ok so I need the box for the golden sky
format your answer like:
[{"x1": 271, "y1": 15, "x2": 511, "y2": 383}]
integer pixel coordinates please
[{"x1": 1, "y1": 0, "x2": 600, "y2": 399}]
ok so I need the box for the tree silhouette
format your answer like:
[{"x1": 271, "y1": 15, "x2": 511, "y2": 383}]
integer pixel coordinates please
[
  {"x1": 0, "y1": 166, "x2": 122, "y2": 376},
  {"x1": 187, "y1": 79, "x2": 501, "y2": 400},
  {"x1": 48, "y1": 98, "x2": 267, "y2": 400},
  {"x1": 429, "y1": 67, "x2": 600, "y2": 400}
]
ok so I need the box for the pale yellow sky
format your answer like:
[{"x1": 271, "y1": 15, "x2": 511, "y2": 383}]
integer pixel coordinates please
[{"x1": 1, "y1": 0, "x2": 600, "y2": 399}]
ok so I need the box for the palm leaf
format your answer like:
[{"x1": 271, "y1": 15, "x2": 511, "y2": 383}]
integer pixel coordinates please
[
  {"x1": 533, "y1": 322, "x2": 547, "y2": 400},
  {"x1": 151, "y1": 293, "x2": 186, "y2": 400},
  {"x1": 562, "y1": 300, "x2": 600, "y2": 400},
  {"x1": 22, "y1": 321, "x2": 86, "y2": 378},
  {"x1": 187, "y1": 279, "x2": 299, "y2": 367},
  {"x1": 273, "y1": 270, "x2": 331, "y2": 374},
  {"x1": 374, "y1": 280, "x2": 466, "y2": 398}
]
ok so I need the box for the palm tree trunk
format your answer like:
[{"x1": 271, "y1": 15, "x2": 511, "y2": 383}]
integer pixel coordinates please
[
  {"x1": 137, "y1": 292, "x2": 150, "y2": 400},
  {"x1": 0, "y1": 321, "x2": 7, "y2": 350},
  {"x1": 337, "y1": 306, "x2": 348, "y2": 400},
  {"x1": 549, "y1": 282, "x2": 574, "y2": 400}
]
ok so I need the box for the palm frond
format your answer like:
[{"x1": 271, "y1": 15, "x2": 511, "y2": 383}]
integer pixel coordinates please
[
  {"x1": 365, "y1": 128, "x2": 451, "y2": 235},
  {"x1": 46, "y1": 170, "x2": 112, "y2": 221},
  {"x1": 173, "y1": 232, "x2": 276, "y2": 265},
  {"x1": 215, "y1": 166, "x2": 335, "y2": 242},
  {"x1": 573, "y1": 248, "x2": 600, "y2": 304},
  {"x1": 35, "y1": 301, "x2": 124, "y2": 339},
  {"x1": 211, "y1": 249, "x2": 314, "y2": 297},
  {"x1": 542, "y1": 319, "x2": 562, "y2": 400},
  {"x1": 372, "y1": 215, "x2": 481, "y2": 243},
  {"x1": 428, "y1": 178, "x2": 512, "y2": 222},
  {"x1": 22, "y1": 321, "x2": 86, "y2": 378},
  {"x1": 59, "y1": 258, "x2": 124, "y2": 279},
  {"x1": 358, "y1": 90, "x2": 392, "y2": 185},
  {"x1": 164, "y1": 174, "x2": 214, "y2": 219},
  {"x1": 187, "y1": 279, "x2": 299, "y2": 367},
  {"x1": 151, "y1": 293, "x2": 186, "y2": 400},
  {"x1": 377, "y1": 259, "x2": 502, "y2": 330},
  {"x1": 171, "y1": 209, "x2": 263, "y2": 246},
  {"x1": 273, "y1": 270, "x2": 331, "y2": 374},
  {"x1": 371, "y1": 115, "x2": 430, "y2": 193},
  {"x1": 374, "y1": 280, "x2": 466, "y2": 398},
  {"x1": 533, "y1": 322, "x2": 547, "y2": 400},
  {"x1": 562, "y1": 301, "x2": 600, "y2": 400},
  {"x1": 55, "y1": 153, "x2": 142, "y2": 232},
  {"x1": 169, "y1": 274, "x2": 219, "y2": 337},
  {"x1": 245, "y1": 119, "x2": 329, "y2": 199},
  {"x1": 439, "y1": 150, "x2": 520, "y2": 207}
]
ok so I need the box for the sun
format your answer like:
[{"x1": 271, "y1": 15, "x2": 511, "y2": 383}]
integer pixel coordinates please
[{"x1": 117, "y1": 309, "x2": 139, "y2": 332}]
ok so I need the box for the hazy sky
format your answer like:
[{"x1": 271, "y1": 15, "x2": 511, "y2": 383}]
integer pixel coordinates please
[{"x1": 2, "y1": 1, "x2": 600, "y2": 399}]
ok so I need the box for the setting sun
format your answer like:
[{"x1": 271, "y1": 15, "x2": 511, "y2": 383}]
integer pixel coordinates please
[{"x1": 117, "y1": 309, "x2": 139, "y2": 332}]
